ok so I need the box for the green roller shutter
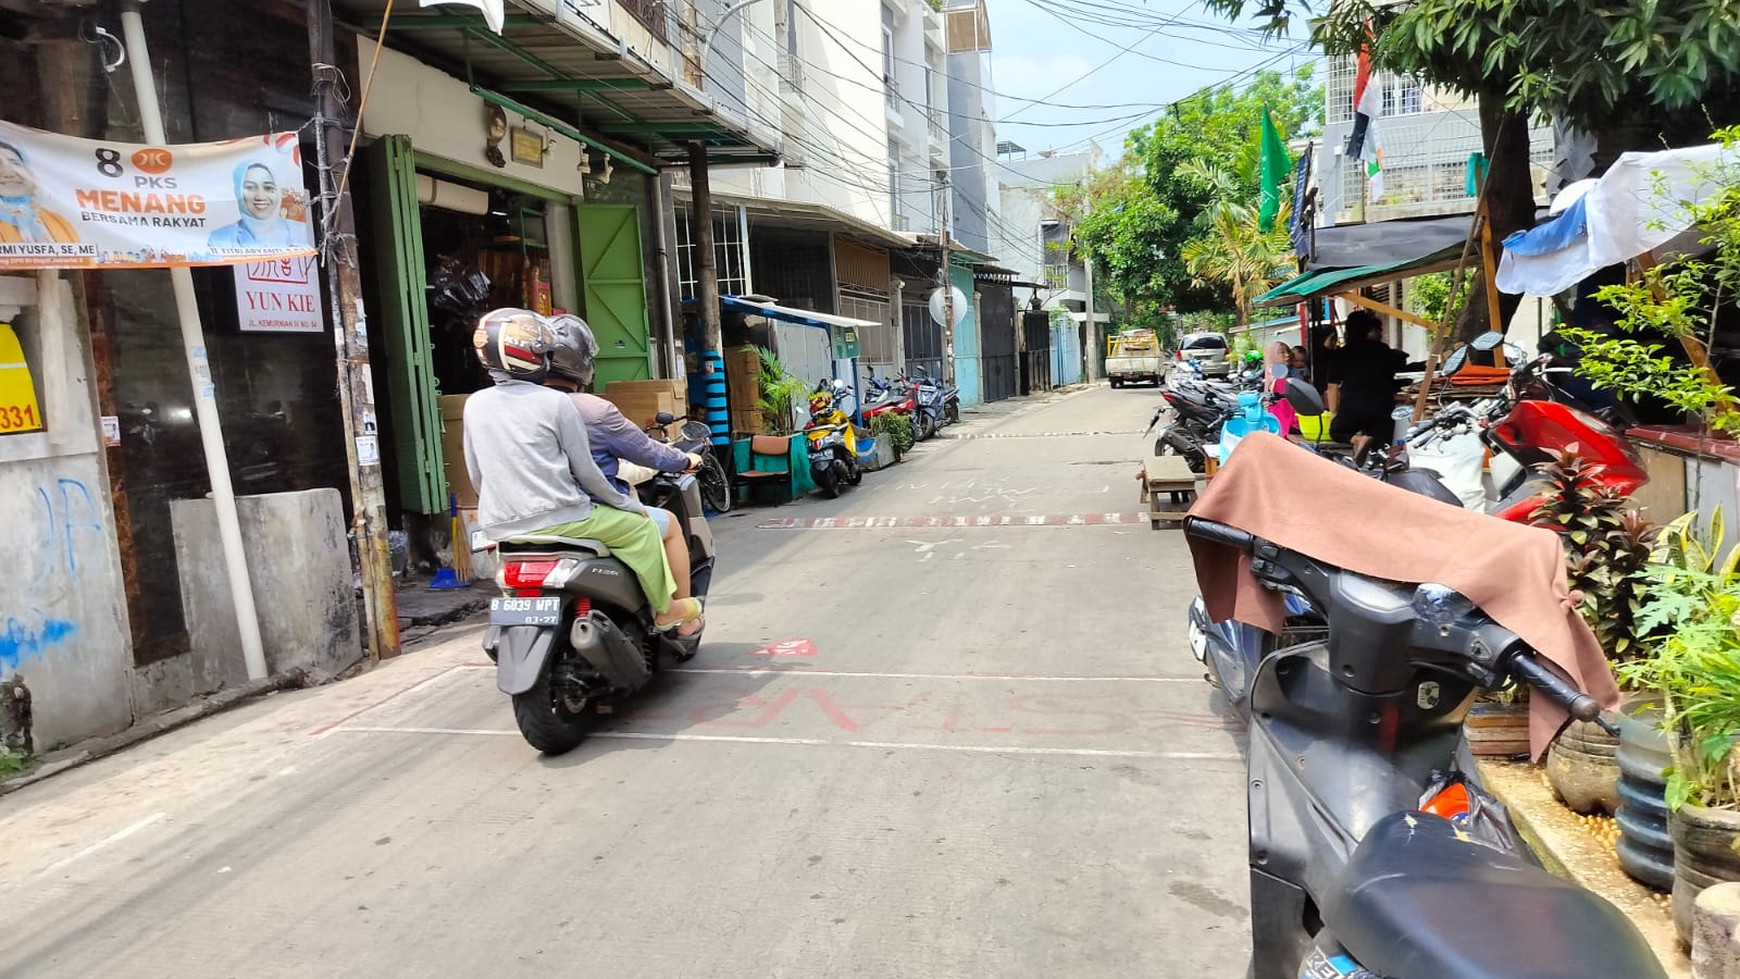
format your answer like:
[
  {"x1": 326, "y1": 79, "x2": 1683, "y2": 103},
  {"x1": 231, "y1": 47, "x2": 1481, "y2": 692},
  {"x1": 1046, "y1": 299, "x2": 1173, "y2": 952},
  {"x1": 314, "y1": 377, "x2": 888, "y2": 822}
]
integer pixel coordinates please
[
  {"x1": 365, "y1": 135, "x2": 444, "y2": 515},
  {"x1": 575, "y1": 204, "x2": 651, "y2": 384}
]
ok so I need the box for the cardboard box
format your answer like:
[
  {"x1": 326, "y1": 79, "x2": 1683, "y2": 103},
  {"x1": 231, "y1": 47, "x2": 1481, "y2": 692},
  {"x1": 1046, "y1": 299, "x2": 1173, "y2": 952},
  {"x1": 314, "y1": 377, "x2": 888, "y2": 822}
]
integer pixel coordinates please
[
  {"x1": 598, "y1": 379, "x2": 686, "y2": 431},
  {"x1": 726, "y1": 345, "x2": 765, "y2": 436},
  {"x1": 438, "y1": 394, "x2": 476, "y2": 508}
]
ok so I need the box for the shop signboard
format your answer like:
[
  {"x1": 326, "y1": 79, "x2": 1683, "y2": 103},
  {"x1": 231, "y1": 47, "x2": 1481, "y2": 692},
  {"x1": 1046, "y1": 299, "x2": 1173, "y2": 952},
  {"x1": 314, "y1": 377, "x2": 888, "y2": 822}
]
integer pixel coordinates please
[
  {"x1": 832, "y1": 325, "x2": 861, "y2": 360},
  {"x1": 0, "y1": 121, "x2": 315, "y2": 270},
  {"x1": 235, "y1": 255, "x2": 324, "y2": 333}
]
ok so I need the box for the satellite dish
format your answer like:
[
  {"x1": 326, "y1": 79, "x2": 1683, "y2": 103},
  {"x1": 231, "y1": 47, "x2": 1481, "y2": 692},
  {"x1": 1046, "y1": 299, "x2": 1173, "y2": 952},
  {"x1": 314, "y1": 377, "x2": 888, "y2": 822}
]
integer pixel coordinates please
[{"x1": 927, "y1": 286, "x2": 969, "y2": 328}]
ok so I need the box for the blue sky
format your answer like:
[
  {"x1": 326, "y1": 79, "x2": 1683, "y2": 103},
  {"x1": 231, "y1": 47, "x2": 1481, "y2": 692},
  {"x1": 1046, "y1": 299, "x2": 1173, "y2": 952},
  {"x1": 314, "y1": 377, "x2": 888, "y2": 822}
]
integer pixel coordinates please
[{"x1": 984, "y1": 0, "x2": 1311, "y2": 159}]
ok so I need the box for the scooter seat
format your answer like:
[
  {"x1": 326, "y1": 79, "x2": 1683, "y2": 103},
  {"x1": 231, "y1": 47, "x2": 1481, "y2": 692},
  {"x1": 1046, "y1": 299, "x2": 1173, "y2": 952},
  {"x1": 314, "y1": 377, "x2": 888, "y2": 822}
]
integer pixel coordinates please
[
  {"x1": 1324, "y1": 811, "x2": 1664, "y2": 979},
  {"x1": 497, "y1": 535, "x2": 612, "y2": 558}
]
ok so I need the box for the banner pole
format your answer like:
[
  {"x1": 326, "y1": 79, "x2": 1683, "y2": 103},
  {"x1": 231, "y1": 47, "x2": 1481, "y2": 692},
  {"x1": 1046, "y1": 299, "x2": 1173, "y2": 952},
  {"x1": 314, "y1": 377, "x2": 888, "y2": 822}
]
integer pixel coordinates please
[{"x1": 120, "y1": 3, "x2": 268, "y2": 682}]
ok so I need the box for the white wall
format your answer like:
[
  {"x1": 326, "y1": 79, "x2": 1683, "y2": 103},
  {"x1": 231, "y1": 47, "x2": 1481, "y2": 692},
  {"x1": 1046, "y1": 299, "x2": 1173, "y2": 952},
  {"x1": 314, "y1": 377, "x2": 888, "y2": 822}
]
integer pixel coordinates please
[
  {"x1": 0, "y1": 273, "x2": 133, "y2": 748},
  {"x1": 359, "y1": 47, "x2": 591, "y2": 198}
]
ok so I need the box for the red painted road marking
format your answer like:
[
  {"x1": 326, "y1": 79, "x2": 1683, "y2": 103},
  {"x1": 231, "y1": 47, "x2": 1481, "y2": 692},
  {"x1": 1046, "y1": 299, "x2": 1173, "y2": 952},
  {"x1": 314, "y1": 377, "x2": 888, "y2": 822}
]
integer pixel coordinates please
[
  {"x1": 749, "y1": 638, "x2": 818, "y2": 657},
  {"x1": 757, "y1": 512, "x2": 1149, "y2": 529}
]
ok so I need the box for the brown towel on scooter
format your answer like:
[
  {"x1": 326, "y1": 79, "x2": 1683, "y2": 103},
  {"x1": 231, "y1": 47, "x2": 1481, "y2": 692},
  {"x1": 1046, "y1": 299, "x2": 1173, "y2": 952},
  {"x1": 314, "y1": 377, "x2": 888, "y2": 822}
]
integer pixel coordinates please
[{"x1": 1186, "y1": 432, "x2": 1618, "y2": 760}]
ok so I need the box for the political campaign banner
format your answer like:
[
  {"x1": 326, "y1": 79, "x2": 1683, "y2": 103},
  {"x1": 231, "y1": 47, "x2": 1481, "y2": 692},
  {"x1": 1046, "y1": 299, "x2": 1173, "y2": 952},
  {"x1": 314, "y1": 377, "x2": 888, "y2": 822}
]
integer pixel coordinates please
[{"x1": 0, "y1": 121, "x2": 315, "y2": 270}]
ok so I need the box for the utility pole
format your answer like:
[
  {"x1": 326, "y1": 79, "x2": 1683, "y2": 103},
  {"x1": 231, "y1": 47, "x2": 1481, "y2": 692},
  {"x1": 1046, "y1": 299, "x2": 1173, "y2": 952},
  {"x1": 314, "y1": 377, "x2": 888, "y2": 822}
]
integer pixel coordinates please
[
  {"x1": 1079, "y1": 192, "x2": 1097, "y2": 384},
  {"x1": 938, "y1": 171, "x2": 956, "y2": 385},
  {"x1": 308, "y1": 0, "x2": 401, "y2": 661},
  {"x1": 120, "y1": 2, "x2": 268, "y2": 681},
  {"x1": 690, "y1": 142, "x2": 727, "y2": 448}
]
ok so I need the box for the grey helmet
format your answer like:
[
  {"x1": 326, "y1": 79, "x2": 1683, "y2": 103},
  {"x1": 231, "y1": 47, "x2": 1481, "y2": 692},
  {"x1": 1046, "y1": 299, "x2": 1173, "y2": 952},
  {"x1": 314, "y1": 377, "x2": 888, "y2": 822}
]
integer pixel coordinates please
[{"x1": 545, "y1": 313, "x2": 598, "y2": 387}]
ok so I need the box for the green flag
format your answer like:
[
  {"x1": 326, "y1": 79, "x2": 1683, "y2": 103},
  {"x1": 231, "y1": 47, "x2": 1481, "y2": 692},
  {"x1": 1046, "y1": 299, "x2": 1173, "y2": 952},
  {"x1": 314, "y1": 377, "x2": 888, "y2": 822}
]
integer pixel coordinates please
[{"x1": 1258, "y1": 105, "x2": 1291, "y2": 232}]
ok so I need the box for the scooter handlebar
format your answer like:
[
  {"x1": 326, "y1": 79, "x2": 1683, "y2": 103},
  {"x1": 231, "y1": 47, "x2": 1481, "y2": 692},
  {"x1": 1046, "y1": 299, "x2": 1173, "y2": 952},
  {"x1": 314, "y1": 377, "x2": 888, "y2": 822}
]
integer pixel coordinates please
[
  {"x1": 1183, "y1": 517, "x2": 1256, "y2": 553},
  {"x1": 1507, "y1": 650, "x2": 1604, "y2": 724}
]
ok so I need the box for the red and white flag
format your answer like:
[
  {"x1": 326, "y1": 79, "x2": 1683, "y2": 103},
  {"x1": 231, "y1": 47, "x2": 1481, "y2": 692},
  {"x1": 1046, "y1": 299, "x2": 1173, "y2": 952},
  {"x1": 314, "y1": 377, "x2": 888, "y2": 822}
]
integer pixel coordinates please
[{"x1": 1344, "y1": 46, "x2": 1385, "y2": 198}]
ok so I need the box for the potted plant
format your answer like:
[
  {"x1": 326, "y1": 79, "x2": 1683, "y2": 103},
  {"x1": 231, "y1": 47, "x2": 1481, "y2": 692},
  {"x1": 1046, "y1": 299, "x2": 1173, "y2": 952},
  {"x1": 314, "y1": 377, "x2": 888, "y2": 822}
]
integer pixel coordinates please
[
  {"x1": 754, "y1": 346, "x2": 809, "y2": 436},
  {"x1": 1529, "y1": 452, "x2": 1660, "y2": 811},
  {"x1": 1622, "y1": 510, "x2": 1740, "y2": 938},
  {"x1": 867, "y1": 410, "x2": 914, "y2": 465}
]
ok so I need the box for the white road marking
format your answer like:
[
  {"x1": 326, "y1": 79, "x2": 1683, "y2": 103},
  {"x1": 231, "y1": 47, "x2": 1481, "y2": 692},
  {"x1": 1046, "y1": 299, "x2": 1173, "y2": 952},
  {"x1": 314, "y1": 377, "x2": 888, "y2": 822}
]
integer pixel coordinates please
[
  {"x1": 667, "y1": 669, "x2": 1203, "y2": 682},
  {"x1": 45, "y1": 812, "x2": 169, "y2": 874},
  {"x1": 328, "y1": 726, "x2": 1239, "y2": 761}
]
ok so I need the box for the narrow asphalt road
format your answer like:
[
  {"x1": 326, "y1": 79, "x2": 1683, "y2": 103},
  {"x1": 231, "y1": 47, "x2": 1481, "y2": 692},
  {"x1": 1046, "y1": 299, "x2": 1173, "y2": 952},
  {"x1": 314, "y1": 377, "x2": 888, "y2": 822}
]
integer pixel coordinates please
[{"x1": 0, "y1": 383, "x2": 1250, "y2": 978}]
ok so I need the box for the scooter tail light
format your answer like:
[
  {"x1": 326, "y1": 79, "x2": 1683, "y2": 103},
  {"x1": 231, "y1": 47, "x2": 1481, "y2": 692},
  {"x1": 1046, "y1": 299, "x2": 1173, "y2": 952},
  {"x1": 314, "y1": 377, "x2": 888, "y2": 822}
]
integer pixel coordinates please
[{"x1": 503, "y1": 560, "x2": 559, "y2": 589}]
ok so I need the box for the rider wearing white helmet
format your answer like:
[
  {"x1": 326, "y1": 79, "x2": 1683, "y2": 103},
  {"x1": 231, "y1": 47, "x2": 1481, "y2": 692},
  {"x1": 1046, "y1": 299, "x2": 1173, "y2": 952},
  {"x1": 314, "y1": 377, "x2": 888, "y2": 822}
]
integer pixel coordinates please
[{"x1": 463, "y1": 308, "x2": 702, "y2": 633}]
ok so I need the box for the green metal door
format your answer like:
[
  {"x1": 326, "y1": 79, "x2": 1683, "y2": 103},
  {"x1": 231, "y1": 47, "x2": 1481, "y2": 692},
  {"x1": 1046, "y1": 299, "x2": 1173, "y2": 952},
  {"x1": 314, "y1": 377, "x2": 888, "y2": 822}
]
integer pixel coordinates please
[
  {"x1": 574, "y1": 204, "x2": 652, "y2": 384},
  {"x1": 365, "y1": 135, "x2": 445, "y2": 515}
]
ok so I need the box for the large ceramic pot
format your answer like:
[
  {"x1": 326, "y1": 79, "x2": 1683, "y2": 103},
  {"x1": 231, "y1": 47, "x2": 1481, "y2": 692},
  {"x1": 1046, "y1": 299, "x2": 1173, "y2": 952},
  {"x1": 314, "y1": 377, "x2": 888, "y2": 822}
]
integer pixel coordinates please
[
  {"x1": 1546, "y1": 715, "x2": 1622, "y2": 814},
  {"x1": 1465, "y1": 697, "x2": 1531, "y2": 758},
  {"x1": 1672, "y1": 803, "x2": 1740, "y2": 947},
  {"x1": 1615, "y1": 703, "x2": 1675, "y2": 892}
]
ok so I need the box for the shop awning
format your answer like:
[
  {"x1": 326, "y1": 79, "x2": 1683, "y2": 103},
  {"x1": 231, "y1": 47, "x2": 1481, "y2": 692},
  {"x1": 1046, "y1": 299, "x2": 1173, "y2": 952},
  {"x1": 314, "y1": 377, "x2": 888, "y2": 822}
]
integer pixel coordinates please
[
  {"x1": 1255, "y1": 244, "x2": 1466, "y2": 307},
  {"x1": 335, "y1": 0, "x2": 781, "y2": 169},
  {"x1": 1308, "y1": 213, "x2": 1474, "y2": 271},
  {"x1": 717, "y1": 296, "x2": 880, "y2": 331}
]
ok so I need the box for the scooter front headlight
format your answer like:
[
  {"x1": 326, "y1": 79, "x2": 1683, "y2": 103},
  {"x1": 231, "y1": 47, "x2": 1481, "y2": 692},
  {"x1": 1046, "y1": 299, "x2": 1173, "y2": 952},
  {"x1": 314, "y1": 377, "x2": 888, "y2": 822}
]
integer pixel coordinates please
[{"x1": 1188, "y1": 618, "x2": 1209, "y2": 663}]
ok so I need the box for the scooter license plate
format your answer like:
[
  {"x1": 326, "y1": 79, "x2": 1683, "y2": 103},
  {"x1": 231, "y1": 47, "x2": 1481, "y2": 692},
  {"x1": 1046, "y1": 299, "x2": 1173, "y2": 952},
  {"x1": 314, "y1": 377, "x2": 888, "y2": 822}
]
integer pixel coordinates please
[{"x1": 489, "y1": 596, "x2": 562, "y2": 627}]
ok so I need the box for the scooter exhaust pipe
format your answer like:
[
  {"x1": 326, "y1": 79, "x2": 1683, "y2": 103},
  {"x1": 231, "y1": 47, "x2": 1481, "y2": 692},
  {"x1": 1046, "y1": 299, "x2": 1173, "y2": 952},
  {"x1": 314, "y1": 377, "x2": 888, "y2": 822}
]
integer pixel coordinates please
[{"x1": 570, "y1": 610, "x2": 651, "y2": 692}]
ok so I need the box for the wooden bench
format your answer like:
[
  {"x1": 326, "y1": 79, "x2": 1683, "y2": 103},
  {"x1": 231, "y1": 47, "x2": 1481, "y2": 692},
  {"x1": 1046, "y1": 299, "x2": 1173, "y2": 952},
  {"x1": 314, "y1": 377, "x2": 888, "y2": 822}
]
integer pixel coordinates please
[{"x1": 1138, "y1": 454, "x2": 1200, "y2": 529}]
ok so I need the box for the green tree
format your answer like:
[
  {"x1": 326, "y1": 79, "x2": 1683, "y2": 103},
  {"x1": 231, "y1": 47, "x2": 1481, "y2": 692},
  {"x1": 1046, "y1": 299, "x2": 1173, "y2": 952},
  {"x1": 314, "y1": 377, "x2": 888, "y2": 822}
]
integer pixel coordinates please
[
  {"x1": 1177, "y1": 162, "x2": 1297, "y2": 326},
  {"x1": 1056, "y1": 66, "x2": 1321, "y2": 330},
  {"x1": 1202, "y1": 0, "x2": 1740, "y2": 337}
]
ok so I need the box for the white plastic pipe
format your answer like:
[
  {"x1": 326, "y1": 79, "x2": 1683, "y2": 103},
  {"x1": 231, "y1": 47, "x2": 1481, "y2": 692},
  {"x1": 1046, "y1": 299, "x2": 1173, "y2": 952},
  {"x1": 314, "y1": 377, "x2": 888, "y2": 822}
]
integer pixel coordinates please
[{"x1": 121, "y1": 3, "x2": 268, "y2": 682}]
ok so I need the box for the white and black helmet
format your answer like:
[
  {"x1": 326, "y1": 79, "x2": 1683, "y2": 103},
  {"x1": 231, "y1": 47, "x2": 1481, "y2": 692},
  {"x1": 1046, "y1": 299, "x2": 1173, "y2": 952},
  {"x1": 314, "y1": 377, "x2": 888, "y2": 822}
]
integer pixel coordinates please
[
  {"x1": 474, "y1": 308, "x2": 556, "y2": 382},
  {"x1": 473, "y1": 308, "x2": 597, "y2": 386}
]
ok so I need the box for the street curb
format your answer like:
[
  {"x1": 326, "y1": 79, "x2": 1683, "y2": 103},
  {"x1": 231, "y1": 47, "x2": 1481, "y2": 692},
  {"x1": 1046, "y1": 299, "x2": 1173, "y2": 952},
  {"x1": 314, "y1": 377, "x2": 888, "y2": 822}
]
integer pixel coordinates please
[
  {"x1": 0, "y1": 672, "x2": 305, "y2": 798},
  {"x1": 1478, "y1": 758, "x2": 1688, "y2": 977}
]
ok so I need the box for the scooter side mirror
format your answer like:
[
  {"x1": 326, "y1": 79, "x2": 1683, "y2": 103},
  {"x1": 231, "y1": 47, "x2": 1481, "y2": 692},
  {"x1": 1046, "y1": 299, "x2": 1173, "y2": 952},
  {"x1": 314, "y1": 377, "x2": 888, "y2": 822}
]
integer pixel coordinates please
[
  {"x1": 1271, "y1": 363, "x2": 1290, "y2": 382},
  {"x1": 655, "y1": 411, "x2": 676, "y2": 426},
  {"x1": 1283, "y1": 378, "x2": 1327, "y2": 417}
]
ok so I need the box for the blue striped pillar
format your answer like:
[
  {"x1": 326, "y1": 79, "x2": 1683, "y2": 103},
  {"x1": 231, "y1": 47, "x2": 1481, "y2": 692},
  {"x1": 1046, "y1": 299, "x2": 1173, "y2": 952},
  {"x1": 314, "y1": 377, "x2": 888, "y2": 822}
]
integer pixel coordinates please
[{"x1": 703, "y1": 349, "x2": 729, "y2": 447}]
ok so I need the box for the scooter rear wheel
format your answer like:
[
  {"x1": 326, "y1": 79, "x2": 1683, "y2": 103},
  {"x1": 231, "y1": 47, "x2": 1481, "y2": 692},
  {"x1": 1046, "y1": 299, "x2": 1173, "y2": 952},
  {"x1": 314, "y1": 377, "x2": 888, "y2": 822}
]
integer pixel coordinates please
[
  {"x1": 816, "y1": 463, "x2": 841, "y2": 499},
  {"x1": 916, "y1": 411, "x2": 939, "y2": 441},
  {"x1": 512, "y1": 667, "x2": 591, "y2": 755}
]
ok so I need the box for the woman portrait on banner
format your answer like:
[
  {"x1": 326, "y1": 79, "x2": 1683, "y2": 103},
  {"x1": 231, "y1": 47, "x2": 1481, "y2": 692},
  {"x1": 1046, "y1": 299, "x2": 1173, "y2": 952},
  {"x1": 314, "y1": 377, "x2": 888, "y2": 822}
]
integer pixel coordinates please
[
  {"x1": 206, "y1": 160, "x2": 307, "y2": 250},
  {"x1": 0, "y1": 140, "x2": 79, "y2": 244}
]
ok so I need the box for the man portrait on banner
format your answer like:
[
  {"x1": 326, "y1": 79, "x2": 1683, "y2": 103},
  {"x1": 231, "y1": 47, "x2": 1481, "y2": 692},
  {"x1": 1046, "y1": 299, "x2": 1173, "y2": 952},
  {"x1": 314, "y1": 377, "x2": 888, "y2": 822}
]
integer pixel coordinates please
[
  {"x1": 0, "y1": 140, "x2": 79, "y2": 244},
  {"x1": 206, "y1": 160, "x2": 309, "y2": 251}
]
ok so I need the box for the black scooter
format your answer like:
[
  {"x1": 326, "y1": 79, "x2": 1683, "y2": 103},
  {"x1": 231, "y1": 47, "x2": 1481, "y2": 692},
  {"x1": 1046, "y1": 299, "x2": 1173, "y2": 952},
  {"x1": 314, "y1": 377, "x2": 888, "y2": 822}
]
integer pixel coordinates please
[
  {"x1": 480, "y1": 462, "x2": 716, "y2": 754},
  {"x1": 1185, "y1": 517, "x2": 1663, "y2": 975}
]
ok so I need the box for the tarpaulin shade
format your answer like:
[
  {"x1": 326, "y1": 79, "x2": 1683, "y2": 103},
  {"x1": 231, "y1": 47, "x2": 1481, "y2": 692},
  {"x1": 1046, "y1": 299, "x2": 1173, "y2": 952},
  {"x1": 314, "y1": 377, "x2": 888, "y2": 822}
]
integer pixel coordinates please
[
  {"x1": 1497, "y1": 142, "x2": 1735, "y2": 297},
  {"x1": 1255, "y1": 245, "x2": 1465, "y2": 307},
  {"x1": 714, "y1": 295, "x2": 880, "y2": 331},
  {"x1": 1307, "y1": 213, "x2": 1474, "y2": 271}
]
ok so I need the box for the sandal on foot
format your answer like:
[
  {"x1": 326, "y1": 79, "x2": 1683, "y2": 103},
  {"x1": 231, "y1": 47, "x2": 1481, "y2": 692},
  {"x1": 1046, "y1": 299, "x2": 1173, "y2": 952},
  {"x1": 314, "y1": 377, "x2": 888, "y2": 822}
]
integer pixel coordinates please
[{"x1": 655, "y1": 597, "x2": 705, "y2": 633}]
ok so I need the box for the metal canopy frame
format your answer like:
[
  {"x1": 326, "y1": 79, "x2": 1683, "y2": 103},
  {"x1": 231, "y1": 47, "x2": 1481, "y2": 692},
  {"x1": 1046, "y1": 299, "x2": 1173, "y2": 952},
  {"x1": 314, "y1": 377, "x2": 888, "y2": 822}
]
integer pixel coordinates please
[{"x1": 336, "y1": 2, "x2": 781, "y2": 170}]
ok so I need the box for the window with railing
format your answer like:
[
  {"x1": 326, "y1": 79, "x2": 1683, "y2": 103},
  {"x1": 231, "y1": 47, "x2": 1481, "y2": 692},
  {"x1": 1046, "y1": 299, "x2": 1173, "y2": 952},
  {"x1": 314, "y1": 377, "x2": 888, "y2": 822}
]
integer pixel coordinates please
[{"x1": 621, "y1": 0, "x2": 667, "y2": 38}]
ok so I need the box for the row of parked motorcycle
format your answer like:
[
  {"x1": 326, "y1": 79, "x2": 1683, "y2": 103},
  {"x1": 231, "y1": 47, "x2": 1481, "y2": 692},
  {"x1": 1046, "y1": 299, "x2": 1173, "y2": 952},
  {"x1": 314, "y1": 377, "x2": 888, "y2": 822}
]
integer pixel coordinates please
[
  {"x1": 1167, "y1": 343, "x2": 1664, "y2": 978},
  {"x1": 799, "y1": 366, "x2": 962, "y2": 499}
]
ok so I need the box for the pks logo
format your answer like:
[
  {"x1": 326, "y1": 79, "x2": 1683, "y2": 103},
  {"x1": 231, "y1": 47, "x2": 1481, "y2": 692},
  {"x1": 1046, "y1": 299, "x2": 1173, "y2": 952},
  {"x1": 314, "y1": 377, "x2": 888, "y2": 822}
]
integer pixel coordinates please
[{"x1": 131, "y1": 148, "x2": 174, "y2": 174}]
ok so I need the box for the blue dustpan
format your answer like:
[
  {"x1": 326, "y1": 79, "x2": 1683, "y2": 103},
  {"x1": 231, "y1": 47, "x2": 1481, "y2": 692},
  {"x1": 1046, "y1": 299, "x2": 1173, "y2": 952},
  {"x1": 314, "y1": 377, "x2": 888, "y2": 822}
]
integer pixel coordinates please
[{"x1": 429, "y1": 567, "x2": 465, "y2": 590}]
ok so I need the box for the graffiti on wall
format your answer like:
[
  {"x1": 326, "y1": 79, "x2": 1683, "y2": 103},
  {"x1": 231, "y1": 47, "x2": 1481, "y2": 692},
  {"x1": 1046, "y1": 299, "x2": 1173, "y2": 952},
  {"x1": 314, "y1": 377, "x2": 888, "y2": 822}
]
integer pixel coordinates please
[{"x1": 1, "y1": 476, "x2": 105, "y2": 672}]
